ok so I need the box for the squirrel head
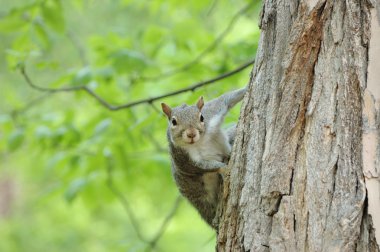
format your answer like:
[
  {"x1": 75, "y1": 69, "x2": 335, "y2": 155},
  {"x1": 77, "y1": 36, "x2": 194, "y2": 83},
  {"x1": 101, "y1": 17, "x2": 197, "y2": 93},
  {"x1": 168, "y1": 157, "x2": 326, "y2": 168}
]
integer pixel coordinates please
[{"x1": 161, "y1": 97, "x2": 205, "y2": 147}]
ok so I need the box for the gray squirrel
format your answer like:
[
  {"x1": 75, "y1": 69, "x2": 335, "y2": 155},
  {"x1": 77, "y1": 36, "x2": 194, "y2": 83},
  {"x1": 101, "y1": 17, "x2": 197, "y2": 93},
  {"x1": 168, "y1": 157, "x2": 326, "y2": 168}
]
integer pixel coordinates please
[{"x1": 161, "y1": 88, "x2": 246, "y2": 229}]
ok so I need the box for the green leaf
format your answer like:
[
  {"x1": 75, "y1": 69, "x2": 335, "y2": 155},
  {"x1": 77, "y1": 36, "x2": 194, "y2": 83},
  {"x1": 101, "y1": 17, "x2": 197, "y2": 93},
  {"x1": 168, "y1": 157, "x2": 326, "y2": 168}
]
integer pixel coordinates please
[
  {"x1": 0, "y1": 115, "x2": 11, "y2": 124},
  {"x1": 41, "y1": 0, "x2": 65, "y2": 33},
  {"x1": 64, "y1": 177, "x2": 87, "y2": 203},
  {"x1": 50, "y1": 72, "x2": 75, "y2": 87},
  {"x1": 0, "y1": 12, "x2": 28, "y2": 33},
  {"x1": 94, "y1": 67, "x2": 114, "y2": 82},
  {"x1": 72, "y1": 66, "x2": 92, "y2": 85},
  {"x1": 35, "y1": 125, "x2": 52, "y2": 139},
  {"x1": 47, "y1": 151, "x2": 66, "y2": 170},
  {"x1": 94, "y1": 119, "x2": 112, "y2": 135},
  {"x1": 143, "y1": 25, "x2": 166, "y2": 44},
  {"x1": 8, "y1": 128, "x2": 25, "y2": 151},
  {"x1": 5, "y1": 34, "x2": 32, "y2": 68},
  {"x1": 33, "y1": 22, "x2": 50, "y2": 49},
  {"x1": 110, "y1": 49, "x2": 149, "y2": 73}
]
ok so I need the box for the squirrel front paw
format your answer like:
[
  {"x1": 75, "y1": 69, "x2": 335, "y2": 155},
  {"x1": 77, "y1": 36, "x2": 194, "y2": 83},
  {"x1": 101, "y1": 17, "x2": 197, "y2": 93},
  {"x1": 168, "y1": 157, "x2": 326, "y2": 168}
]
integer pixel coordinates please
[
  {"x1": 218, "y1": 166, "x2": 229, "y2": 179},
  {"x1": 222, "y1": 156, "x2": 230, "y2": 164}
]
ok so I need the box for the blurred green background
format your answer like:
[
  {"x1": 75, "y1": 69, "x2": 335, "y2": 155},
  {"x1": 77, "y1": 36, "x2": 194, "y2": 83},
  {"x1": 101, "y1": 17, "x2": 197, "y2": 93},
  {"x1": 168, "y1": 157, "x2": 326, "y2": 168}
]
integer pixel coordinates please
[{"x1": 0, "y1": 0, "x2": 261, "y2": 251}]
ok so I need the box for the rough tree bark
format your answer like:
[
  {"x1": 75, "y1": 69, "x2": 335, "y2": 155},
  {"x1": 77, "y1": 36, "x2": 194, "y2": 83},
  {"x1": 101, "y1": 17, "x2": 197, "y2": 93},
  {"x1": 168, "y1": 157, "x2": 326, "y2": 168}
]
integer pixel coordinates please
[{"x1": 217, "y1": 1, "x2": 380, "y2": 251}]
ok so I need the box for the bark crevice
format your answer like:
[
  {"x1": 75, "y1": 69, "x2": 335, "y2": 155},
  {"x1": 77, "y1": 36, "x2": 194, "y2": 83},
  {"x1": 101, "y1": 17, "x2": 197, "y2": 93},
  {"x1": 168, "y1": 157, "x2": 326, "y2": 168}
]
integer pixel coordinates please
[{"x1": 217, "y1": 1, "x2": 378, "y2": 251}]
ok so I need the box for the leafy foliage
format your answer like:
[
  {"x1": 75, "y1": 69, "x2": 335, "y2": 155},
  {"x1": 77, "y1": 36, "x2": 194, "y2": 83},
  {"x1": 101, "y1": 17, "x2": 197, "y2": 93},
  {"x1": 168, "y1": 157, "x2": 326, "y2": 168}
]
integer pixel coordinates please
[{"x1": 0, "y1": 0, "x2": 261, "y2": 251}]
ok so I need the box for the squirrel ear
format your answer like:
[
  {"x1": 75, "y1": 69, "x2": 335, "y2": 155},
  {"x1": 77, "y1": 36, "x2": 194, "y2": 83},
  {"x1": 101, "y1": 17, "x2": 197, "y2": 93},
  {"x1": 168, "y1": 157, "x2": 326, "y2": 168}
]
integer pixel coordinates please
[
  {"x1": 196, "y1": 96, "x2": 204, "y2": 110},
  {"x1": 161, "y1": 103, "x2": 172, "y2": 118}
]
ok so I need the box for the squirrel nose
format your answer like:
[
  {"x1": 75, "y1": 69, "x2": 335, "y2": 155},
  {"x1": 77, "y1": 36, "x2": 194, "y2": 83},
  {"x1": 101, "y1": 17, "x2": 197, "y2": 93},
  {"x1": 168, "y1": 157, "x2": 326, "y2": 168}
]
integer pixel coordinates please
[{"x1": 187, "y1": 132, "x2": 196, "y2": 138}]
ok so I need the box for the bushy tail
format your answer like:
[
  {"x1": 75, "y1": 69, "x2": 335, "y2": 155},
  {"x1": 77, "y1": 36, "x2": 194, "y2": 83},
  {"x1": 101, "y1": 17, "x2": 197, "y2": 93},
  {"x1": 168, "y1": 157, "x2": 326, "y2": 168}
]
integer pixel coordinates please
[{"x1": 203, "y1": 87, "x2": 247, "y2": 128}]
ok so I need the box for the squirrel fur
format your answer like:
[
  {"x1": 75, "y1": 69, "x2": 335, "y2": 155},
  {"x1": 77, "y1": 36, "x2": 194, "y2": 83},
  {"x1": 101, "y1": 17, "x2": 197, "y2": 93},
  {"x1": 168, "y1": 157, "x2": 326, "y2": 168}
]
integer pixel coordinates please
[{"x1": 161, "y1": 88, "x2": 246, "y2": 229}]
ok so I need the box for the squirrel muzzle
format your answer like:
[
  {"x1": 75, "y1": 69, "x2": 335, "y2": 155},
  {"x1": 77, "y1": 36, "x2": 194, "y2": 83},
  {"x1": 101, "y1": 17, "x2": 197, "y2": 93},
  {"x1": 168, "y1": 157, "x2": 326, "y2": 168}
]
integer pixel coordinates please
[{"x1": 183, "y1": 128, "x2": 200, "y2": 144}]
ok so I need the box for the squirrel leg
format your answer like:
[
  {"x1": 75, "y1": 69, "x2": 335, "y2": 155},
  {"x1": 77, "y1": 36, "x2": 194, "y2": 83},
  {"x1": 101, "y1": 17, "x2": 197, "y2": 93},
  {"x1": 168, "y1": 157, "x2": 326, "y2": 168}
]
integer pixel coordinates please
[
  {"x1": 194, "y1": 159, "x2": 226, "y2": 172},
  {"x1": 224, "y1": 124, "x2": 237, "y2": 146}
]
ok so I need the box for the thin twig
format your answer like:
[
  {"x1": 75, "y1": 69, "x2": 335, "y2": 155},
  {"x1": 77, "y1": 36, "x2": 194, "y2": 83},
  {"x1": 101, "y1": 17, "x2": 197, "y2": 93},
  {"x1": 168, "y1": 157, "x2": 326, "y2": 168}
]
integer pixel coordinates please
[
  {"x1": 149, "y1": 103, "x2": 161, "y2": 113},
  {"x1": 20, "y1": 65, "x2": 118, "y2": 109},
  {"x1": 105, "y1": 158, "x2": 148, "y2": 242},
  {"x1": 67, "y1": 30, "x2": 89, "y2": 66},
  {"x1": 142, "y1": 129, "x2": 166, "y2": 153},
  {"x1": 147, "y1": 195, "x2": 182, "y2": 251},
  {"x1": 10, "y1": 93, "x2": 50, "y2": 117},
  {"x1": 106, "y1": 156, "x2": 182, "y2": 250},
  {"x1": 20, "y1": 58, "x2": 254, "y2": 111},
  {"x1": 206, "y1": 0, "x2": 219, "y2": 16},
  {"x1": 140, "y1": 2, "x2": 254, "y2": 82}
]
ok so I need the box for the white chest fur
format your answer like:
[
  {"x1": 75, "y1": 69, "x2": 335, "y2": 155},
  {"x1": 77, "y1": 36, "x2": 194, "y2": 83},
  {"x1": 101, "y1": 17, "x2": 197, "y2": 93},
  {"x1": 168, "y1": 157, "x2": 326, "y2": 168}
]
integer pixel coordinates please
[
  {"x1": 184, "y1": 132, "x2": 229, "y2": 162},
  {"x1": 185, "y1": 143, "x2": 222, "y2": 162}
]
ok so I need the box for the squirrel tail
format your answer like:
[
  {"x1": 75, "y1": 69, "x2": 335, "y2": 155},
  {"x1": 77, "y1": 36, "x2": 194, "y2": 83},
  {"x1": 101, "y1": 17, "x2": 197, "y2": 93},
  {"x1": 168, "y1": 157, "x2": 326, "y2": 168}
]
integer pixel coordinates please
[{"x1": 224, "y1": 87, "x2": 247, "y2": 110}]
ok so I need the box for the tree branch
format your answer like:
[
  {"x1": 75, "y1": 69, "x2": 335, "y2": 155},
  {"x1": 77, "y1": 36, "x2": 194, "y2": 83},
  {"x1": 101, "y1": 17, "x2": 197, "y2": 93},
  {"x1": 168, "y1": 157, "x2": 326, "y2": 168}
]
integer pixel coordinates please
[
  {"x1": 66, "y1": 30, "x2": 89, "y2": 67},
  {"x1": 105, "y1": 158, "x2": 147, "y2": 243},
  {"x1": 105, "y1": 156, "x2": 182, "y2": 250},
  {"x1": 20, "y1": 58, "x2": 254, "y2": 111},
  {"x1": 9, "y1": 93, "x2": 50, "y2": 121},
  {"x1": 206, "y1": 0, "x2": 219, "y2": 16},
  {"x1": 147, "y1": 195, "x2": 182, "y2": 251}
]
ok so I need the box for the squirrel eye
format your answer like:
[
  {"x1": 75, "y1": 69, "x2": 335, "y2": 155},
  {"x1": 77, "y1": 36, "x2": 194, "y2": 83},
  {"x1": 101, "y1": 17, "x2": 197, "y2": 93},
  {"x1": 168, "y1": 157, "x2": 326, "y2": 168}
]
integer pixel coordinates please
[
  {"x1": 200, "y1": 114, "x2": 204, "y2": 122},
  {"x1": 171, "y1": 118, "x2": 177, "y2": 126}
]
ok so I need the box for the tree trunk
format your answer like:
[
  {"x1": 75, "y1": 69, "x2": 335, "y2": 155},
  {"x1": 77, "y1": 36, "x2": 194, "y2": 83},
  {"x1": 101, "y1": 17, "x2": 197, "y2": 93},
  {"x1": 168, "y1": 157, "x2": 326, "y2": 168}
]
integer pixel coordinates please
[{"x1": 217, "y1": 1, "x2": 380, "y2": 251}]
